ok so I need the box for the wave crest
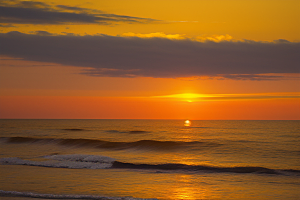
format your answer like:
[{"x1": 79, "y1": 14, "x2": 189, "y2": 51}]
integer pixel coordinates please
[
  {"x1": 0, "y1": 154, "x2": 115, "y2": 169},
  {"x1": 1, "y1": 154, "x2": 299, "y2": 175},
  {"x1": 112, "y1": 161, "x2": 281, "y2": 174},
  {"x1": 1, "y1": 136, "x2": 219, "y2": 151}
]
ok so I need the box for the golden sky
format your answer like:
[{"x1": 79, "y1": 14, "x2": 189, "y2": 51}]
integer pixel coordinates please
[{"x1": 0, "y1": 0, "x2": 299, "y2": 119}]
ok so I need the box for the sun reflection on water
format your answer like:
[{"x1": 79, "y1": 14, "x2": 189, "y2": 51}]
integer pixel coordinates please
[{"x1": 170, "y1": 174, "x2": 210, "y2": 200}]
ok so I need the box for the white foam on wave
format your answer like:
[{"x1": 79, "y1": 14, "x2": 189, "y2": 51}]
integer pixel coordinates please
[
  {"x1": 44, "y1": 154, "x2": 116, "y2": 163},
  {"x1": 0, "y1": 154, "x2": 115, "y2": 169},
  {"x1": 0, "y1": 190, "x2": 158, "y2": 200}
]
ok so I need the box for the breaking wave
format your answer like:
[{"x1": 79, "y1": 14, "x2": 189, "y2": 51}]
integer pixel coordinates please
[
  {"x1": 61, "y1": 128, "x2": 86, "y2": 131},
  {"x1": 1, "y1": 154, "x2": 299, "y2": 175},
  {"x1": 0, "y1": 190, "x2": 158, "y2": 200},
  {"x1": 0, "y1": 136, "x2": 219, "y2": 151},
  {"x1": 0, "y1": 154, "x2": 115, "y2": 169},
  {"x1": 112, "y1": 161, "x2": 284, "y2": 175}
]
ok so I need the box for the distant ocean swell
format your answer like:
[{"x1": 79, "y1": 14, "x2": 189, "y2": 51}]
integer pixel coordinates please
[
  {"x1": 0, "y1": 136, "x2": 220, "y2": 150},
  {"x1": 62, "y1": 129, "x2": 150, "y2": 134},
  {"x1": 104, "y1": 130, "x2": 150, "y2": 134},
  {"x1": 1, "y1": 154, "x2": 299, "y2": 175},
  {"x1": 0, "y1": 190, "x2": 158, "y2": 200}
]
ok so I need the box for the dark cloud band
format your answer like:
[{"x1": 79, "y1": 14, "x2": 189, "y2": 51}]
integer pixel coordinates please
[
  {"x1": 0, "y1": 1, "x2": 157, "y2": 25},
  {"x1": 0, "y1": 32, "x2": 299, "y2": 80}
]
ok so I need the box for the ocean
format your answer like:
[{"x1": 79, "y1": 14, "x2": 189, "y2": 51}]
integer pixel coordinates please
[{"x1": 0, "y1": 119, "x2": 299, "y2": 200}]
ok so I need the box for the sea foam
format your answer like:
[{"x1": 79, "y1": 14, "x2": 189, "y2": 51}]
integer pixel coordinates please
[
  {"x1": 1, "y1": 154, "x2": 299, "y2": 175},
  {"x1": 0, "y1": 154, "x2": 115, "y2": 169}
]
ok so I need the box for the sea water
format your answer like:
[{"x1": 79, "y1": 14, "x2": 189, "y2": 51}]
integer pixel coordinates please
[{"x1": 0, "y1": 119, "x2": 299, "y2": 200}]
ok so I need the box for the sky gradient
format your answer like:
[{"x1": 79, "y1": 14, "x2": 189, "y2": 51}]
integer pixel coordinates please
[{"x1": 0, "y1": 0, "x2": 299, "y2": 119}]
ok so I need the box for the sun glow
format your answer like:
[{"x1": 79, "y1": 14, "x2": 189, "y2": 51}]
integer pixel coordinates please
[
  {"x1": 184, "y1": 120, "x2": 191, "y2": 127},
  {"x1": 152, "y1": 93, "x2": 215, "y2": 102}
]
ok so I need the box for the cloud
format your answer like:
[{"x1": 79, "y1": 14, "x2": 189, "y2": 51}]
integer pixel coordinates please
[
  {"x1": 34, "y1": 30, "x2": 54, "y2": 36},
  {"x1": 0, "y1": 23, "x2": 14, "y2": 27},
  {"x1": 121, "y1": 32, "x2": 235, "y2": 42},
  {"x1": 196, "y1": 34, "x2": 233, "y2": 42},
  {"x1": 122, "y1": 32, "x2": 187, "y2": 40},
  {"x1": 0, "y1": 32, "x2": 299, "y2": 80},
  {"x1": 0, "y1": 0, "x2": 157, "y2": 25},
  {"x1": 56, "y1": 5, "x2": 88, "y2": 12}
]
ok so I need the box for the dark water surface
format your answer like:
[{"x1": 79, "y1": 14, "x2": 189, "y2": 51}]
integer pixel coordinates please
[{"x1": 0, "y1": 120, "x2": 299, "y2": 199}]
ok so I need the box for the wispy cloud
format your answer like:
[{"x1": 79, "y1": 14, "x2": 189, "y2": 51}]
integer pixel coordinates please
[
  {"x1": 0, "y1": 0, "x2": 158, "y2": 25},
  {"x1": 121, "y1": 32, "x2": 187, "y2": 40},
  {"x1": 121, "y1": 32, "x2": 234, "y2": 42},
  {"x1": 0, "y1": 23, "x2": 14, "y2": 27},
  {"x1": 0, "y1": 32, "x2": 299, "y2": 80}
]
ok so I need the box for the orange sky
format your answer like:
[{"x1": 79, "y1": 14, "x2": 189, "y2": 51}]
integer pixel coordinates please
[
  {"x1": 0, "y1": 0, "x2": 299, "y2": 119},
  {"x1": 1, "y1": 96, "x2": 299, "y2": 120}
]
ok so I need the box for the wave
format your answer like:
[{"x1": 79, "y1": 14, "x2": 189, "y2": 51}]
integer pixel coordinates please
[
  {"x1": 1, "y1": 154, "x2": 299, "y2": 175},
  {"x1": 128, "y1": 130, "x2": 150, "y2": 134},
  {"x1": 188, "y1": 127, "x2": 211, "y2": 129},
  {"x1": 62, "y1": 128, "x2": 86, "y2": 131},
  {"x1": 1, "y1": 136, "x2": 218, "y2": 151},
  {"x1": 60, "y1": 129, "x2": 149, "y2": 133},
  {"x1": 105, "y1": 130, "x2": 150, "y2": 134},
  {"x1": 0, "y1": 154, "x2": 115, "y2": 169},
  {"x1": 105, "y1": 130, "x2": 127, "y2": 133},
  {"x1": 112, "y1": 161, "x2": 285, "y2": 175},
  {"x1": 0, "y1": 190, "x2": 158, "y2": 200}
]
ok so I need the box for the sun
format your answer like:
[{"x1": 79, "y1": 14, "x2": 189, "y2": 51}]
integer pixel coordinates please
[{"x1": 184, "y1": 120, "x2": 191, "y2": 126}]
